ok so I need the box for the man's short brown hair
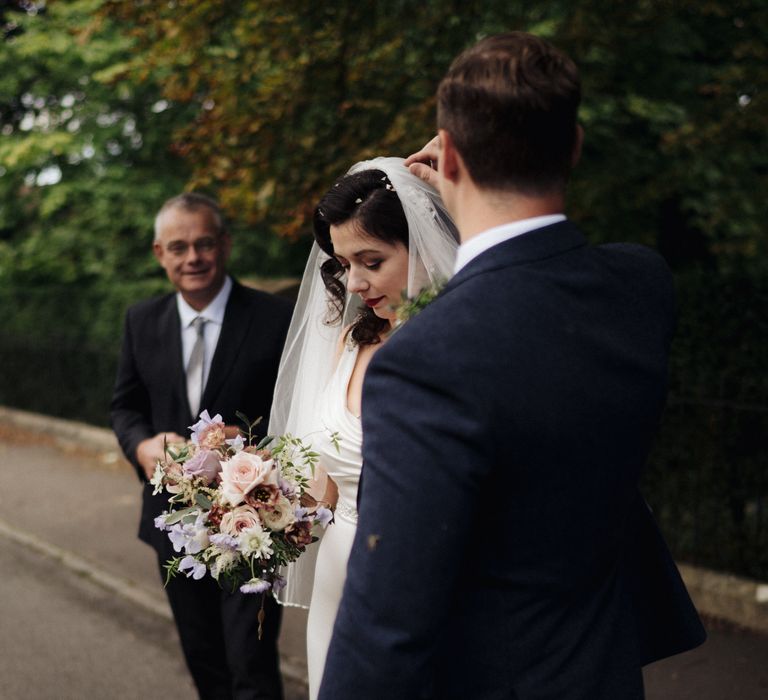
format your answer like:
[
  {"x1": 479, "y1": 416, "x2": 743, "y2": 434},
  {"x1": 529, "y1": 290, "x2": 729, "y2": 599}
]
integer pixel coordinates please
[{"x1": 437, "y1": 32, "x2": 581, "y2": 195}]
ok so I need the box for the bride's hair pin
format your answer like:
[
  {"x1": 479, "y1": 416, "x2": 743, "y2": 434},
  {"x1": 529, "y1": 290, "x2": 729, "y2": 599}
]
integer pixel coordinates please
[
  {"x1": 379, "y1": 175, "x2": 396, "y2": 192},
  {"x1": 355, "y1": 198, "x2": 362, "y2": 204}
]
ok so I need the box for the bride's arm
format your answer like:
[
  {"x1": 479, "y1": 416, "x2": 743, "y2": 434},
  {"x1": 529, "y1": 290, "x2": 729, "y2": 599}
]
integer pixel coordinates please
[{"x1": 307, "y1": 464, "x2": 338, "y2": 509}]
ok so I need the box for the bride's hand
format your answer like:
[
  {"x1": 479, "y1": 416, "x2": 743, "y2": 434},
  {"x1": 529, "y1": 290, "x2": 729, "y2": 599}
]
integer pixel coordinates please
[
  {"x1": 404, "y1": 135, "x2": 440, "y2": 188},
  {"x1": 308, "y1": 466, "x2": 338, "y2": 508}
]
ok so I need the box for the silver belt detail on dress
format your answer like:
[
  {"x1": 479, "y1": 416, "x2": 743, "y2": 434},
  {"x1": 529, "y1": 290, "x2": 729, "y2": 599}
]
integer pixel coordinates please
[{"x1": 336, "y1": 501, "x2": 358, "y2": 524}]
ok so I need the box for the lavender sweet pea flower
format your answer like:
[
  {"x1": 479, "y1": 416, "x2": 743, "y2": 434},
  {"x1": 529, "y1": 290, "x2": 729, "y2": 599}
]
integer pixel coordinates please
[
  {"x1": 240, "y1": 578, "x2": 271, "y2": 594},
  {"x1": 182, "y1": 449, "x2": 221, "y2": 484},
  {"x1": 179, "y1": 555, "x2": 207, "y2": 580},
  {"x1": 154, "y1": 514, "x2": 170, "y2": 531},
  {"x1": 315, "y1": 507, "x2": 333, "y2": 528},
  {"x1": 168, "y1": 523, "x2": 188, "y2": 553},
  {"x1": 294, "y1": 507, "x2": 312, "y2": 523},
  {"x1": 168, "y1": 513, "x2": 210, "y2": 554},
  {"x1": 210, "y1": 533, "x2": 239, "y2": 550},
  {"x1": 225, "y1": 434, "x2": 246, "y2": 453}
]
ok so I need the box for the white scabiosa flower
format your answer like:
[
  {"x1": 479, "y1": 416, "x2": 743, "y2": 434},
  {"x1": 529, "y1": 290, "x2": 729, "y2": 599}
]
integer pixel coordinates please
[{"x1": 238, "y1": 524, "x2": 274, "y2": 559}]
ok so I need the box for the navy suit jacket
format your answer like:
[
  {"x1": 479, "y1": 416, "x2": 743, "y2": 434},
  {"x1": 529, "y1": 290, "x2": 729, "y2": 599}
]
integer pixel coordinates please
[
  {"x1": 319, "y1": 222, "x2": 705, "y2": 699},
  {"x1": 110, "y1": 280, "x2": 293, "y2": 548}
]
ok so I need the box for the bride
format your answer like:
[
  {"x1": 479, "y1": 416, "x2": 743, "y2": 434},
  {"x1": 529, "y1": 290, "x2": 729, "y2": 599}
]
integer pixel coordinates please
[{"x1": 268, "y1": 157, "x2": 458, "y2": 699}]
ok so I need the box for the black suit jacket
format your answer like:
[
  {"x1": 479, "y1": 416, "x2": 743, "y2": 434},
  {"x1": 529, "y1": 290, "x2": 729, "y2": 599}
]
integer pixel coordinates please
[
  {"x1": 320, "y1": 222, "x2": 705, "y2": 700},
  {"x1": 110, "y1": 280, "x2": 293, "y2": 546}
]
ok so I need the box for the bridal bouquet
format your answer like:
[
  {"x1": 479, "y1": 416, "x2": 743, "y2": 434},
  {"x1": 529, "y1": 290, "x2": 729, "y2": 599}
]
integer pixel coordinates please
[{"x1": 152, "y1": 410, "x2": 332, "y2": 630}]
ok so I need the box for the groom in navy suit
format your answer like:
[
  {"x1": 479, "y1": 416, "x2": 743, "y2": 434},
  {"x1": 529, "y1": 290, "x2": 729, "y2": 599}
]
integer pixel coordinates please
[
  {"x1": 320, "y1": 33, "x2": 705, "y2": 699},
  {"x1": 111, "y1": 193, "x2": 292, "y2": 699}
]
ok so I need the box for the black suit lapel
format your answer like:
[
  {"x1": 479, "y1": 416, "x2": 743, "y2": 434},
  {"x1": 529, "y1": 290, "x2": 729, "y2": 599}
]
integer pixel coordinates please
[
  {"x1": 157, "y1": 294, "x2": 191, "y2": 420},
  {"x1": 445, "y1": 220, "x2": 587, "y2": 293},
  {"x1": 201, "y1": 282, "x2": 253, "y2": 412}
]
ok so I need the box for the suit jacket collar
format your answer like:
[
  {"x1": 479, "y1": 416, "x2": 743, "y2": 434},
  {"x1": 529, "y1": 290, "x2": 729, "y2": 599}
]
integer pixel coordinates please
[
  {"x1": 444, "y1": 220, "x2": 587, "y2": 292},
  {"x1": 201, "y1": 280, "x2": 254, "y2": 414},
  {"x1": 154, "y1": 293, "x2": 190, "y2": 418}
]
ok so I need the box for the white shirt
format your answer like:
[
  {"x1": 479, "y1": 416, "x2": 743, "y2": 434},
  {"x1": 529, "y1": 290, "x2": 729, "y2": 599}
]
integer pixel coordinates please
[
  {"x1": 177, "y1": 275, "x2": 233, "y2": 391},
  {"x1": 453, "y1": 214, "x2": 567, "y2": 274}
]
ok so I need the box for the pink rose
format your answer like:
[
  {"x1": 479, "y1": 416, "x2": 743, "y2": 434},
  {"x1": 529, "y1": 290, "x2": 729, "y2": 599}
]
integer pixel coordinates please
[
  {"x1": 219, "y1": 505, "x2": 263, "y2": 537},
  {"x1": 220, "y1": 451, "x2": 278, "y2": 506},
  {"x1": 182, "y1": 449, "x2": 222, "y2": 484}
]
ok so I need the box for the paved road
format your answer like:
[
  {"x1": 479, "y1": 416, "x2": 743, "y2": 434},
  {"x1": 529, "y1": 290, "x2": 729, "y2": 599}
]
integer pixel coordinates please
[
  {"x1": 644, "y1": 617, "x2": 768, "y2": 698},
  {"x1": 0, "y1": 535, "x2": 195, "y2": 699},
  {"x1": 1, "y1": 423, "x2": 767, "y2": 699}
]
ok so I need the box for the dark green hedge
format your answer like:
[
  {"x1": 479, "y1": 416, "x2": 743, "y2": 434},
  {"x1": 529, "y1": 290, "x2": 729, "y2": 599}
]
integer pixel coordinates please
[
  {"x1": 0, "y1": 278, "x2": 167, "y2": 425},
  {"x1": 643, "y1": 266, "x2": 768, "y2": 580}
]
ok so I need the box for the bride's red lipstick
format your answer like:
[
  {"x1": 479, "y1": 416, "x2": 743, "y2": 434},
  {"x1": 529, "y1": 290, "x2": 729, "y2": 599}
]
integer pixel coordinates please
[{"x1": 364, "y1": 296, "x2": 384, "y2": 308}]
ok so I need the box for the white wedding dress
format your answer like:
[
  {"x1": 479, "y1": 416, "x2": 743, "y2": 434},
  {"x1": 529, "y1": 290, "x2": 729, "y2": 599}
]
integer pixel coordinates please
[{"x1": 305, "y1": 342, "x2": 363, "y2": 699}]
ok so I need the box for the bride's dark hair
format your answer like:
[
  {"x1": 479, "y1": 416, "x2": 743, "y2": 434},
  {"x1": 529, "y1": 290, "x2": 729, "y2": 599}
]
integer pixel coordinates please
[{"x1": 313, "y1": 168, "x2": 408, "y2": 346}]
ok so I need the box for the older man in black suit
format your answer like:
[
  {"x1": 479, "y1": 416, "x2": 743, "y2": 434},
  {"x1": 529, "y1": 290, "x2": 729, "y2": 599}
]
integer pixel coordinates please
[
  {"x1": 320, "y1": 33, "x2": 705, "y2": 700},
  {"x1": 111, "y1": 193, "x2": 292, "y2": 699}
]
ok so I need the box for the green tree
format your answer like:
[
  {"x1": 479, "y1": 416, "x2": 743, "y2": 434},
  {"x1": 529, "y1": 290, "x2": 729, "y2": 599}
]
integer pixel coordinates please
[
  {"x1": 97, "y1": 2, "x2": 562, "y2": 239},
  {"x1": 559, "y1": 0, "x2": 768, "y2": 267},
  {"x1": 0, "y1": 0, "x2": 192, "y2": 422},
  {"x1": 96, "y1": 0, "x2": 767, "y2": 269},
  {"x1": 0, "y1": 0, "x2": 194, "y2": 285}
]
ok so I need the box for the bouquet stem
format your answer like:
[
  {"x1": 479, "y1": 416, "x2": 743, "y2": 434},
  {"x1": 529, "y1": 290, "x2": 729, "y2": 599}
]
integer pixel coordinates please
[{"x1": 257, "y1": 593, "x2": 266, "y2": 641}]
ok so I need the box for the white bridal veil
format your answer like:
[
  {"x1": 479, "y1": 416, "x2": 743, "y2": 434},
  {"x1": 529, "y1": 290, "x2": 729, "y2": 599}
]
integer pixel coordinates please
[{"x1": 269, "y1": 157, "x2": 459, "y2": 607}]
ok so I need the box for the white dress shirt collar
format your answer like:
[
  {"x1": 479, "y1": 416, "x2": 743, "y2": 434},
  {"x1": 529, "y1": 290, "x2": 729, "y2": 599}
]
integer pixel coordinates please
[
  {"x1": 176, "y1": 275, "x2": 233, "y2": 328},
  {"x1": 454, "y1": 214, "x2": 567, "y2": 274}
]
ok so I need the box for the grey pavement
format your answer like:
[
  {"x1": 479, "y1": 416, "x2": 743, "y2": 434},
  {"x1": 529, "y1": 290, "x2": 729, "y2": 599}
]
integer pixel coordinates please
[
  {"x1": 1, "y1": 425, "x2": 768, "y2": 699},
  {"x1": 0, "y1": 535, "x2": 195, "y2": 699}
]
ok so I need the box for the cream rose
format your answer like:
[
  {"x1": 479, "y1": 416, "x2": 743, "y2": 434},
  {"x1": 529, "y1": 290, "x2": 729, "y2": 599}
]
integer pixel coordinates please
[
  {"x1": 260, "y1": 495, "x2": 296, "y2": 532},
  {"x1": 220, "y1": 451, "x2": 278, "y2": 506},
  {"x1": 219, "y1": 505, "x2": 263, "y2": 537}
]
